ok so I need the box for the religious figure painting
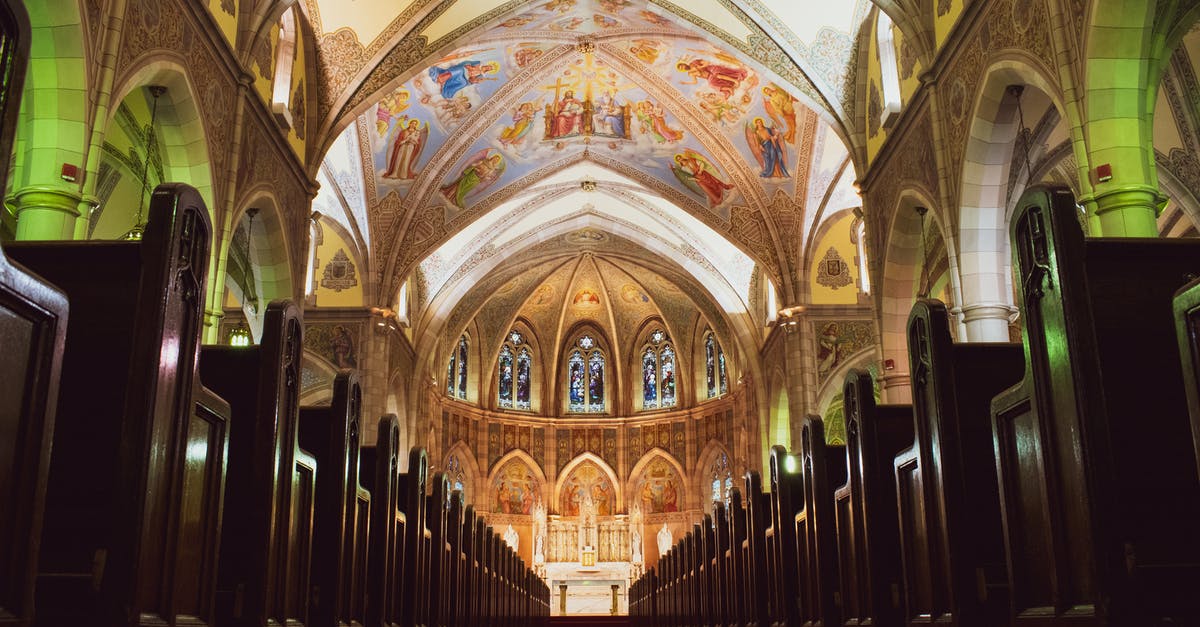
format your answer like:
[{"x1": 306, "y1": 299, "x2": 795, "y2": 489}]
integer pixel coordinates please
[
  {"x1": 427, "y1": 59, "x2": 500, "y2": 101},
  {"x1": 636, "y1": 457, "x2": 680, "y2": 514},
  {"x1": 676, "y1": 53, "x2": 757, "y2": 101},
  {"x1": 547, "y1": 89, "x2": 585, "y2": 139},
  {"x1": 572, "y1": 289, "x2": 602, "y2": 308},
  {"x1": 499, "y1": 100, "x2": 542, "y2": 149},
  {"x1": 560, "y1": 461, "x2": 613, "y2": 516},
  {"x1": 410, "y1": 48, "x2": 504, "y2": 131},
  {"x1": 382, "y1": 117, "x2": 428, "y2": 180},
  {"x1": 671, "y1": 149, "x2": 735, "y2": 208},
  {"x1": 634, "y1": 100, "x2": 683, "y2": 144},
  {"x1": 744, "y1": 117, "x2": 790, "y2": 179},
  {"x1": 493, "y1": 459, "x2": 540, "y2": 514},
  {"x1": 762, "y1": 83, "x2": 799, "y2": 143},
  {"x1": 815, "y1": 320, "x2": 874, "y2": 382},
  {"x1": 440, "y1": 148, "x2": 507, "y2": 209}
]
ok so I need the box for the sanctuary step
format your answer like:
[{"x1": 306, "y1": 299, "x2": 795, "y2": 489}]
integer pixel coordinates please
[{"x1": 548, "y1": 617, "x2": 631, "y2": 627}]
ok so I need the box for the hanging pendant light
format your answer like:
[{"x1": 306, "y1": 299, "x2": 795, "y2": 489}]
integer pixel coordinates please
[{"x1": 122, "y1": 85, "x2": 166, "y2": 241}]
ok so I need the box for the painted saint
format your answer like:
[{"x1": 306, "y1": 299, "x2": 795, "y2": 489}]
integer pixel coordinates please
[
  {"x1": 440, "y1": 149, "x2": 506, "y2": 209},
  {"x1": 548, "y1": 90, "x2": 584, "y2": 138},
  {"x1": 672, "y1": 150, "x2": 734, "y2": 208},
  {"x1": 499, "y1": 101, "x2": 540, "y2": 148},
  {"x1": 744, "y1": 117, "x2": 790, "y2": 179},
  {"x1": 427, "y1": 59, "x2": 500, "y2": 100},
  {"x1": 593, "y1": 13, "x2": 620, "y2": 28},
  {"x1": 676, "y1": 57, "x2": 755, "y2": 100},
  {"x1": 634, "y1": 100, "x2": 683, "y2": 143},
  {"x1": 383, "y1": 118, "x2": 427, "y2": 180},
  {"x1": 374, "y1": 88, "x2": 411, "y2": 136},
  {"x1": 628, "y1": 39, "x2": 663, "y2": 65},
  {"x1": 762, "y1": 83, "x2": 799, "y2": 143},
  {"x1": 591, "y1": 90, "x2": 628, "y2": 139}
]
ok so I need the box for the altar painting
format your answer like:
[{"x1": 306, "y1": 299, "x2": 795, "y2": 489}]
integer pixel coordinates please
[
  {"x1": 493, "y1": 458, "x2": 540, "y2": 514},
  {"x1": 635, "y1": 456, "x2": 681, "y2": 514},
  {"x1": 560, "y1": 460, "x2": 613, "y2": 516}
]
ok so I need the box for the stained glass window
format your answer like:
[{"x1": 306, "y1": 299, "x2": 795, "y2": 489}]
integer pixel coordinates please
[
  {"x1": 709, "y1": 452, "x2": 732, "y2": 512},
  {"x1": 641, "y1": 329, "x2": 677, "y2": 410},
  {"x1": 567, "y1": 335, "x2": 605, "y2": 413},
  {"x1": 446, "y1": 335, "x2": 469, "y2": 400},
  {"x1": 498, "y1": 330, "x2": 533, "y2": 411},
  {"x1": 457, "y1": 336, "x2": 469, "y2": 398},
  {"x1": 705, "y1": 331, "x2": 727, "y2": 398}
]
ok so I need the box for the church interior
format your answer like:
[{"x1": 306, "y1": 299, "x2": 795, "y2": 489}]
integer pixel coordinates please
[{"x1": 3, "y1": 0, "x2": 1200, "y2": 625}]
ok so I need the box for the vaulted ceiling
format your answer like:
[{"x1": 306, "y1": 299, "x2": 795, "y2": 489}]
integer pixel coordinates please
[{"x1": 303, "y1": 0, "x2": 872, "y2": 362}]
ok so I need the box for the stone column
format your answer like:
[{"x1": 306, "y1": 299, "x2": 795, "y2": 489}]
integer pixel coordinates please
[
  {"x1": 13, "y1": 186, "x2": 82, "y2": 240},
  {"x1": 956, "y1": 302, "x2": 1018, "y2": 343},
  {"x1": 1090, "y1": 185, "x2": 1163, "y2": 237}
]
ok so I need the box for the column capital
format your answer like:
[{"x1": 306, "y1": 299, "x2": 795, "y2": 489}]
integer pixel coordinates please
[
  {"x1": 13, "y1": 185, "x2": 84, "y2": 217},
  {"x1": 955, "y1": 302, "x2": 1019, "y2": 324}
]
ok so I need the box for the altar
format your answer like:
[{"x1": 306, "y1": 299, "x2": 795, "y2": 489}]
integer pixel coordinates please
[{"x1": 545, "y1": 561, "x2": 632, "y2": 616}]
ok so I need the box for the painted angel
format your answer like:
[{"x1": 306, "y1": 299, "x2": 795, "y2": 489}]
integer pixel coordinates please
[
  {"x1": 744, "y1": 117, "x2": 789, "y2": 179},
  {"x1": 762, "y1": 83, "x2": 799, "y2": 143},
  {"x1": 383, "y1": 117, "x2": 428, "y2": 180},
  {"x1": 375, "y1": 88, "x2": 411, "y2": 136},
  {"x1": 499, "y1": 100, "x2": 540, "y2": 148},
  {"x1": 440, "y1": 149, "x2": 506, "y2": 209},
  {"x1": 672, "y1": 149, "x2": 734, "y2": 208}
]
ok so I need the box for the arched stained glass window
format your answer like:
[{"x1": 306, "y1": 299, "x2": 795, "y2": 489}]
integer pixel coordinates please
[
  {"x1": 498, "y1": 330, "x2": 532, "y2": 410},
  {"x1": 446, "y1": 454, "x2": 466, "y2": 498},
  {"x1": 709, "y1": 452, "x2": 733, "y2": 512},
  {"x1": 705, "y1": 331, "x2": 728, "y2": 398},
  {"x1": 641, "y1": 329, "x2": 677, "y2": 410},
  {"x1": 446, "y1": 335, "x2": 469, "y2": 400},
  {"x1": 567, "y1": 335, "x2": 605, "y2": 413}
]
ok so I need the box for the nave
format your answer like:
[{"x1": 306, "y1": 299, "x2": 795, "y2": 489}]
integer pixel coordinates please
[{"x1": 5, "y1": 0, "x2": 1200, "y2": 625}]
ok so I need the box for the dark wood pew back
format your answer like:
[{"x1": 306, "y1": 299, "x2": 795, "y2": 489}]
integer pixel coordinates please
[
  {"x1": 199, "y1": 300, "x2": 307, "y2": 627},
  {"x1": 992, "y1": 184, "x2": 1200, "y2": 623},
  {"x1": 362, "y1": 414, "x2": 406, "y2": 627},
  {"x1": 743, "y1": 472, "x2": 771, "y2": 627},
  {"x1": 896, "y1": 299, "x2": 1022, "y2": 626},
  {"x1": 795, "y1": 419, "x2": 847, "y2": 627},
  {"x1": 767, "y1": 445, "x2": 803, "y2": 626},
  {"x1": 1178, "y1": 277, "x2": 1200, "y2": 486},
  {"x1": 400, "y1": 448, "x2": 430, "y2": 627},
  {"x1": 425, "y1": 472, "x2": 450, "y2": 627},
  {"x1": 8, "y1": 184, "x2": 230, "y2": 626},
  {"x1": 298, "y1": 371, "x2": 370, "y2": 627},
  {"x1": 834, "y1": 369, "x2": 913, "y2": 627}
]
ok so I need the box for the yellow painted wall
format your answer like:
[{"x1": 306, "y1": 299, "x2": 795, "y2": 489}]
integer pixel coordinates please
[
  {"x1": 205, "y1": 0, "x2": 239, "y2": 50},
  {"x1": 313, "y1": 221, "x2": 364, "y2": 307},
  {"x1": 893, "y1": 23, "x2": 923, "y2": 104},
  {"x1": 934, "y1": 0, "x2": 966, "y2": 48},
  {"x1": 809, "y1": 213, "x2": 861, "y2": 305},
  {"x1": 285, "y1": 14, "x2": 307, "y2": 162},
  {"x1": 251, "y1": 23, "x2": 279, "y2": 106},
  {"x1": 865, "y1": 10, "x2": 887, "y2": 165}
]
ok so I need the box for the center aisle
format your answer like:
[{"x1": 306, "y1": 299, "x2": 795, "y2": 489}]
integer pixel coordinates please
[{"x1": 547, "y1": 617, "x2": 631, "y2": 627}]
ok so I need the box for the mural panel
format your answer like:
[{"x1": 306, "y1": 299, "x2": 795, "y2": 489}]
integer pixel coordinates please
[
  {"x1": 634, "y1": 456, "x2": 681, "y2": 514},
  {"x1": 493, "y1": 457, "x2": 540, "y2": 514},
  {"x1": 814, "y1": 320, "x2": 874, "y2": 383},
  {"x1": 560, "y1": 460, "x2": 615, "y2": 516}
]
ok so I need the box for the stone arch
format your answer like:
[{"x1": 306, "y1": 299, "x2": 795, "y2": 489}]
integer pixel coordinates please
[
  {"x1": 443, "y1": 439, "x2": 481, "y2": 506},
  {"x1": 554, "y1": 452, "x2": 622, "y2": 516},
  {"x1": 488, "y1": 449, "x2": 546, "y2": 515},
  {"x1": 298, "y1": 348, "x2": 337, "y2": 406},
  {"x1": 765, "y1": 368, "x2": 790, "y2": 472},
  {"x1": 880, "y1": 186, "x2": 950, "y2": 402},
  {"x1": 957, "y1": 58, "x2": 1064, "y2": 340},
  {"x1": 693, "y1": 440, "x2": 733, "y2": 514},
  {"x1": 628, "y1": 449, "x2": 687, "y2": 515},
  {"x1": 223, "y1": 191, "x2": 296, "y2": 340}
]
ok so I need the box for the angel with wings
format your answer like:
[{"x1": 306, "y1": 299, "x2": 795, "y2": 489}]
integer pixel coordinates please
[
  {"x1": 440, "y1": 149, "x2": 506, "y2": 209},
  {"x1": 672, "y1": 149, "x2": 734, "y2": 208},
  {"x1": 744, "y1": 117, "x2": 789, "y2": 179},
  {"x1": 383, "y1": 117, "x2": 428, "y2": 180}
]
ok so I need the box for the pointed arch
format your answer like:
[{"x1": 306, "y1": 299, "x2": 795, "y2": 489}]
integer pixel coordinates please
[
  {"x1": 554, "y1": 452, "x2": 622, "y2": 514},
  {"x1": 443, "y1": 439, "x2": 481, "y2": 506},
  {"x1": 488, "y1": 449, "x2": 545, "y2": 515},
  {"x1": 628, "y1": 449, "x2": 687, "y2": 514},
  {"x1": 694, "y1": 440, "x2": 734, "y2": 513}
]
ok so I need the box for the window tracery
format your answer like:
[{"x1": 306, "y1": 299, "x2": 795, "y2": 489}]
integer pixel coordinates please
[
  {"x1": 498, "y1": 329, "x2": 532, "y2": 410},
  {"x1": 446, "y1": 335, "x2": 469, "y2": 400},
  {"x1": 705, "y1": 331, "x2": 728, "y2": 398},
  {"x1": 641, "y1": 328, "x2": 677, "y2": 410},
  {"x1": 567, "y1": 334, "x2": 605, "y2": 413}
]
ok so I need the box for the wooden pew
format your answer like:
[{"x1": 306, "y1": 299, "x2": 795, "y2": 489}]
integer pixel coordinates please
[
  {"x1": 834, "y1": 369, "x2": 914, "y2": 627},
  {"x1": 743, "y1": 473, "x2": 772, "y2": 627},
  {"x1": 472, "y1": 517, "x2": 487, "y2": 623},
  {"x1": 728, "y1": 488, "x2": 749, "y2": 627},
  {"x1": 8, "y1": 184, "x2": 230, "y2": 626},
  {"x1": 198, "y1": 300, "x2": 310, "y2": 627},
  {"x1": 448, "y1": 495, "x2": 470, "y2": 627},
  {"x1": 712, "y1": 503, "x2": 730, "y2": 627},
  {"x1": 1175, "y1": 278, "x2": 1200, "y2": 491},
  {"x1": 767, "y1": 446, "x2": 803, "y2": 627},
  {"x1": 0, "y1": 237, "x2": 68, "y2": 627},
  {"x1": 424, "y1": 472, "x2": 450, "y2": 627},
  {"x1": 361, "y1": 415, "x2": 406, "y2": 627},
  {"x1": 794, "y1": 420, "x2": 847, "y2": 627},
  {"x1": 298, "y1": 372, "x2": 371, "y2": 627},
  {"x1": 399, "y1": 448, "x2": 431, "y2": 627},
  {"x1": 894, "y1": 298, "x2": 1023, "y2": 626},
  {"x1": 992, "y1": 185, "x2": 1200, "y2": 624}
]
